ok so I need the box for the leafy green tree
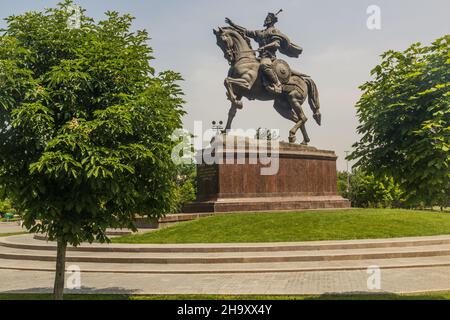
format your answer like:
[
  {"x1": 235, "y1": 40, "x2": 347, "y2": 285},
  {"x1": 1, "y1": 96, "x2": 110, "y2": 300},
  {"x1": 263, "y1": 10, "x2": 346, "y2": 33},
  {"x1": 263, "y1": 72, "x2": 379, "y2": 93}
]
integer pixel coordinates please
[
  {"x1": 340, "y1": 170, "x2": 404, "y2": 208},
  {"x1": 0, "y1": 1, "x2": 184, "y2": 299},
  {"x1": 173, "y1": 164, "x2": 197, "y2": 212},
  {"x1": 337, "y1": 171, "x2": 350, "y2": 195},
  {"x1": 0, "y1": 198, "x2": 17, "y2": 217},
  {"x1": 349, "y1": 36, "x2": 450, "y2": 206}
]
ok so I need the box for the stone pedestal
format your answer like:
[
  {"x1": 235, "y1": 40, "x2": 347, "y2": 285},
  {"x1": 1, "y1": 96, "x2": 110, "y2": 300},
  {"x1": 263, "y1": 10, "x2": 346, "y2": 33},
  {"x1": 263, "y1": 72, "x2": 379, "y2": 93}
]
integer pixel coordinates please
[{"x1": 184, "y1": 136, "x2": 350, "y2": 213}]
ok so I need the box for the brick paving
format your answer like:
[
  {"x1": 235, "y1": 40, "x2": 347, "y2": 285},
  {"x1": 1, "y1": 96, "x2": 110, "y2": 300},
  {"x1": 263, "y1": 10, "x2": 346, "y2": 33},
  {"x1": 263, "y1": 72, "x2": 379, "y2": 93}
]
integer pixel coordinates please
[
  {"x1": 1, "y1": 266, "x2": 450, "y2": 295},
  {"x1": 2, "y1": 227, "x2": 450, "y2": 295},
  {"x1": 0, "y1": 222, "x2": 24, "y2": 234}
]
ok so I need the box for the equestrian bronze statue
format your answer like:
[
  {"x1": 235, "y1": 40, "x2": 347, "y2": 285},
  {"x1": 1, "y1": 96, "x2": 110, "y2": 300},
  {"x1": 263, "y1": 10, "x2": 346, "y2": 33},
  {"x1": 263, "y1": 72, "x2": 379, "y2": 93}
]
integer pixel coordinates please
[{"x1": 213, "y1": 10, "x2": 322, "y2": 145}]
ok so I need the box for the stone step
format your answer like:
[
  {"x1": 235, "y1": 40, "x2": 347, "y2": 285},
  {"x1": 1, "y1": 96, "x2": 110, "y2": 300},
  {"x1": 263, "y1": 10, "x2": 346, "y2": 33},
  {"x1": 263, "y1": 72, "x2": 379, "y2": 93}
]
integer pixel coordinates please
[
  {"x1": 2, "y1": 255, "x2": 450, "y2": 274},
  {"x1": 2, "y1": 242, "x2": 450, "y2": 264},
  {"x1": 4, "y1": 234, "x2": 450, "y2": 253}
]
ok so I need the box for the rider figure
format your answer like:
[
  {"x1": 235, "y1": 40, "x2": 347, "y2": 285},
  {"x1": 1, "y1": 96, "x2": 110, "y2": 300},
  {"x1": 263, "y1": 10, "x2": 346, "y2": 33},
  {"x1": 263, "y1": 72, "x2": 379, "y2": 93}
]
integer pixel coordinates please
[{"x1": 226, "y1": 10, "x2": 288, "y2": 94}]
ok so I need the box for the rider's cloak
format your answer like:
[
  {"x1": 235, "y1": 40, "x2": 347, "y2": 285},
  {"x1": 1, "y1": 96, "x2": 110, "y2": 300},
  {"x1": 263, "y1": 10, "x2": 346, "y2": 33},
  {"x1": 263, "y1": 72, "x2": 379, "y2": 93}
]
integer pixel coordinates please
[{"x1": 271, "y1": 29, "x2": 304, "y2": 58}]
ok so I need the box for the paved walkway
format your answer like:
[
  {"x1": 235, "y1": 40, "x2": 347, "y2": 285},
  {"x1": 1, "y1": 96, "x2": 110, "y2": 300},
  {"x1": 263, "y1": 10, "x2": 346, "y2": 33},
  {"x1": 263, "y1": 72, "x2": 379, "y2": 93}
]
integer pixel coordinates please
[
  {"x1": 0, "y1": 222, "x2": 24, "y2": 234},
  {"x1": 1, "y1": 266, "x2": 450, "y2": 295},
  {"x1": 2, "y1": 225, "x2": 450, "y2": 295}
]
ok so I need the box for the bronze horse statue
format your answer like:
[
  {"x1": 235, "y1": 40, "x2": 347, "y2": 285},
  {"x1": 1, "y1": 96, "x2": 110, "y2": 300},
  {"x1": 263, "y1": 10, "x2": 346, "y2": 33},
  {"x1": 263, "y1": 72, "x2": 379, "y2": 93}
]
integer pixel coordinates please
[{"x1": 213, "y1": 26, "x2": 322, "y2": 145}]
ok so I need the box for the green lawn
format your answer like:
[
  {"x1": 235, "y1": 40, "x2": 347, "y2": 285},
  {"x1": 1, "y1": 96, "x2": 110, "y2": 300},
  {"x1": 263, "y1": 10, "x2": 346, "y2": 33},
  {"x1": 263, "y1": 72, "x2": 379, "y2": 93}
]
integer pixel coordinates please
[
  {"x1": 0, "y1": 218, "x2": 20, "y2": 222},
  {"x1": 0, "y1": 232, "x2": 27, "y2": 237},
  {"x1": 112, "y1": 209, "x2": 450, "y2": 244},
  {"x1": 1, "y1": 292, "x2": 450, "y2": 300}
]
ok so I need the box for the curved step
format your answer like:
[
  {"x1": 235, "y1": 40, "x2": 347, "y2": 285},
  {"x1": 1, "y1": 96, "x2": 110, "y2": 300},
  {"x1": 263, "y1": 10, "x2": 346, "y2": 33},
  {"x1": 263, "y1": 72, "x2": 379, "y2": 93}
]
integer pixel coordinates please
[
  {"x1": 3, "y1": 234, "x2": 450, "y2": 253},
  {"x1": 4, "y1": 235, "x2": 450, "y2": 274},
  {"x1": 2, "y1": 256, "x2": 450, "y2": 274},
  {"x1": 1, "y1": 244, "x2": 450, "y2": 264}
]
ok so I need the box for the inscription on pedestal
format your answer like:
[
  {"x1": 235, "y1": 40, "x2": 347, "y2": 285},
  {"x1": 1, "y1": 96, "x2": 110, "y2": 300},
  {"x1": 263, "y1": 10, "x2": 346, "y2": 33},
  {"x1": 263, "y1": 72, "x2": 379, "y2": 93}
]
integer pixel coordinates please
[{"x1": 197, "y1": 164, "x2": 218, "y2": 201}]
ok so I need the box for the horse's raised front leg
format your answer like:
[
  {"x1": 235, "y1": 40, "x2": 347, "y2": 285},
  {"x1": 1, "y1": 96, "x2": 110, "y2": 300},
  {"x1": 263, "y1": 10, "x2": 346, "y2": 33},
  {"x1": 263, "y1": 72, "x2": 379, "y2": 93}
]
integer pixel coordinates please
[{"x1": 224, "y1": 77, "x2": 250, "y2": 109}]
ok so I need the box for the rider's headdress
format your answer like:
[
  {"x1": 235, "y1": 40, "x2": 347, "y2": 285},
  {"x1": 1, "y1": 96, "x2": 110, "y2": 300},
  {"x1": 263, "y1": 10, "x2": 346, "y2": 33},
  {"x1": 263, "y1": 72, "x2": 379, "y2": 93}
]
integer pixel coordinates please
[{"x1": 266, "y1": 9, "x2": 283, "y2": 24}]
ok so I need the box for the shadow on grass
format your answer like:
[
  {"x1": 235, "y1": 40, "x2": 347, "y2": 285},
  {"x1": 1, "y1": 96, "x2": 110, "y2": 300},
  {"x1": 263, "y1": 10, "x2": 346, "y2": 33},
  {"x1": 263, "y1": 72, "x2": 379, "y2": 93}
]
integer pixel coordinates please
[
  {"x1": 302, "y1": 291, "x2": 450, "y2": 300},
  {"x1": 1, "y1": 290, "x2": 450, "y2": 300},
  {"x1": 0, "y1": 287, "x2": 139, "y2": 300}
]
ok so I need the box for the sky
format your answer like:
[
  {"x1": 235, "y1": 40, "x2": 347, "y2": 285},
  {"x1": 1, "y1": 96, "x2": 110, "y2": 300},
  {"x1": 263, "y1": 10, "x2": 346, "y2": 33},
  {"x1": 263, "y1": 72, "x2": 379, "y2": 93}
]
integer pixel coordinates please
[{"x1": 0, "y1": 0, "x2": 449, "y2": 170}]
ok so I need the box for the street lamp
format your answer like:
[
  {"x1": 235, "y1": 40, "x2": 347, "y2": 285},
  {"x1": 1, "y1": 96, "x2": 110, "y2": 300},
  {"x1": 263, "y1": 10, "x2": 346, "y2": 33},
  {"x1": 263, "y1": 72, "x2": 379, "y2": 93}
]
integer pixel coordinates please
[
  {"x1": 345, "y1": 151, "x2": 351, "y2": 193},
  {"x1": 212, "y1": 121, "x2": 224, "y2": 134}
]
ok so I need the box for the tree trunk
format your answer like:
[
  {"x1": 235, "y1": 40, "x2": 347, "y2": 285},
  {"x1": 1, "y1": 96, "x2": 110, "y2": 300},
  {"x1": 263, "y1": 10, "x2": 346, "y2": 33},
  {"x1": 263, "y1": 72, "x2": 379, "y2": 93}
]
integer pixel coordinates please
[{"x1": 53, "y1": 239, "x2": 67, "y2": 300}]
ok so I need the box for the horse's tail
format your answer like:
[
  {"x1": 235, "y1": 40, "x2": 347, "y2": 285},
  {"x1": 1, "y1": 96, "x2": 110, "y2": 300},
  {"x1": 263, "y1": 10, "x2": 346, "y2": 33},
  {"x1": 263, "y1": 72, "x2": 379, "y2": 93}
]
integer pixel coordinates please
[{"x1": 303, "y1": 76, "x2": 321, "y2": 125}]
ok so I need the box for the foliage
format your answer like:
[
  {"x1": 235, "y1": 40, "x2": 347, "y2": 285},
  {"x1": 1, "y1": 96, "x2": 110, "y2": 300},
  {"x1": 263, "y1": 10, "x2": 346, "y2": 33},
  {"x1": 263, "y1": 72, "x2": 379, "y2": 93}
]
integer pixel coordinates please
[
  {"x1": 0, "y1": 1, "x2": 185, "y2": 246},
  {"x1": 348, "y1": 36, "x2": 450, "y2": 206},
  {"x1": 337, "y1": 170, "x2": 404, "y2": 208},
  {"x1": 337, "y1": 171, "x2": 350, "y2": 195},
  {"x1": 0, "y1": 198, "x2": 16, "y2": 214},
  {"x1": 173, "y1": 164, "x2": 196, "y2": 212}
]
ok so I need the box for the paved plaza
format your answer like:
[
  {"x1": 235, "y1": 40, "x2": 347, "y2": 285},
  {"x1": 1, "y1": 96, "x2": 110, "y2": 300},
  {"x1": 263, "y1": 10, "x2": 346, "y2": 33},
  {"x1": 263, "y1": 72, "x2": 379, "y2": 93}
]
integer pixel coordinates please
[
  {"x1": 0, "y1": 222, "x2": 24, "y2": 235},
  {"x1": 1, "y1": 222, "x2": 450, "y2": 296},
  {"x1": 1, "y1": 266, "x2": 450, "y2": 295}
]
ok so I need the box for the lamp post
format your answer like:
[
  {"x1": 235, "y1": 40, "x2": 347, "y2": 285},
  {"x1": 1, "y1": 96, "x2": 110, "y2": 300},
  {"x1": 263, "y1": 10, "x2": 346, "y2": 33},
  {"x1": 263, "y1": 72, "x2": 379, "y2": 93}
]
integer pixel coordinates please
[
  {"x1": 212, "y1": 121, "x2": 224, "y2": 134},
  {"x1": 345, "y1": 151, "x2": 351, "y2": 193}
]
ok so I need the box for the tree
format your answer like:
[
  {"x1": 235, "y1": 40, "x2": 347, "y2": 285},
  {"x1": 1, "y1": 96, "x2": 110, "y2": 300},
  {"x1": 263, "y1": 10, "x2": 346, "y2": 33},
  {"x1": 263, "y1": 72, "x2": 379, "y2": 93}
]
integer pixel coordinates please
[
  {"x1": 338, "y1": 170, "x2": 404, "y2": 208},
  {"x1": 0, "y1": 1, "x2": 184, "y2": 299},
  {"x1": 348, "y1": 36, "x2": 450, "y2": 207},
  {"x1": 337, "y1": 171, "x2": 350, "y2": 195},
  {"x1": 173, "y1": 163, "x2": 197, "y2": 212}
]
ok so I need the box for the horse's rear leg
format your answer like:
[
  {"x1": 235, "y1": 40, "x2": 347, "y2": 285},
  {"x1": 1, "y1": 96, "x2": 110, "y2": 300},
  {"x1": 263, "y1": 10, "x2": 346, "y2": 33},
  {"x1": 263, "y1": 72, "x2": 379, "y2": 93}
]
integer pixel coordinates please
[
  {"x1": 299, "y1": 123, "x2": 310, "y2": 145},
  {"x1": 288, "y1": 120, "x2": 309, "y2": 145},
  {"x1": 288, "y1": 92, "x2": 310, "y2": 145},
  {"x1": 289, "y1": 122, "x2": 301, "y2": 144}
]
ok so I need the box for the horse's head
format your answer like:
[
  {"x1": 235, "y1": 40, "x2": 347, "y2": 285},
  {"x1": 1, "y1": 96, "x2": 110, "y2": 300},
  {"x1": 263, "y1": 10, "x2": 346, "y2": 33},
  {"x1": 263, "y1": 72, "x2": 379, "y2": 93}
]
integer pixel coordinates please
[
  {"x1": 213, "y1": 27, "x2": 234, "y2": 62},
  {"x1": 213, "y1": 27, "x2": 253, "y2": 64}
]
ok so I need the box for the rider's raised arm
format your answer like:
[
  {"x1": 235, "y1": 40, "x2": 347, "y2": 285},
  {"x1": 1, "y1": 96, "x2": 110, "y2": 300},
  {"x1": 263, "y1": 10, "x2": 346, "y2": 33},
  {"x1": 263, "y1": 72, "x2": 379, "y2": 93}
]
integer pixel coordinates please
[
  {"x1": 244, "y1": 29, "x2": 260, "y2": 40},
  {"x1": 225, "y1": 18, "x2": 258, "y2": 39}
]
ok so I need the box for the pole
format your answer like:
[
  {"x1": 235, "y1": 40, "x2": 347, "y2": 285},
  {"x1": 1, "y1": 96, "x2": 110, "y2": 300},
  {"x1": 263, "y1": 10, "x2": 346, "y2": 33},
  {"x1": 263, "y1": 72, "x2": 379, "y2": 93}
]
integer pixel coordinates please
[{"x1": 345, "y1": 151, "x2": 350, "y2": 193}]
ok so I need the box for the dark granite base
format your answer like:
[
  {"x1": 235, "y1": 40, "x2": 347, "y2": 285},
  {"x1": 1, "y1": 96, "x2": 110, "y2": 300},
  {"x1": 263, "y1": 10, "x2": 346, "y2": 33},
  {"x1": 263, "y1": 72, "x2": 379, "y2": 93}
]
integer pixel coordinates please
[
  {"x1": 184, "y1": 137, "x2": 351, "y2": 213},
  {"x1": 184, "y1": 196, "x2": 350, "y2": 213}
]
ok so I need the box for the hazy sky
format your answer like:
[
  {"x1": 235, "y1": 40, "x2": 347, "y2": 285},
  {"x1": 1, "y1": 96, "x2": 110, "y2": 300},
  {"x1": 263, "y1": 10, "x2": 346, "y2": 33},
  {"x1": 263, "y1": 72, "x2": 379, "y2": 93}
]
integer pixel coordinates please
[{"x1": 1, "y1": 0, "x2": 449, "y2": 170}]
